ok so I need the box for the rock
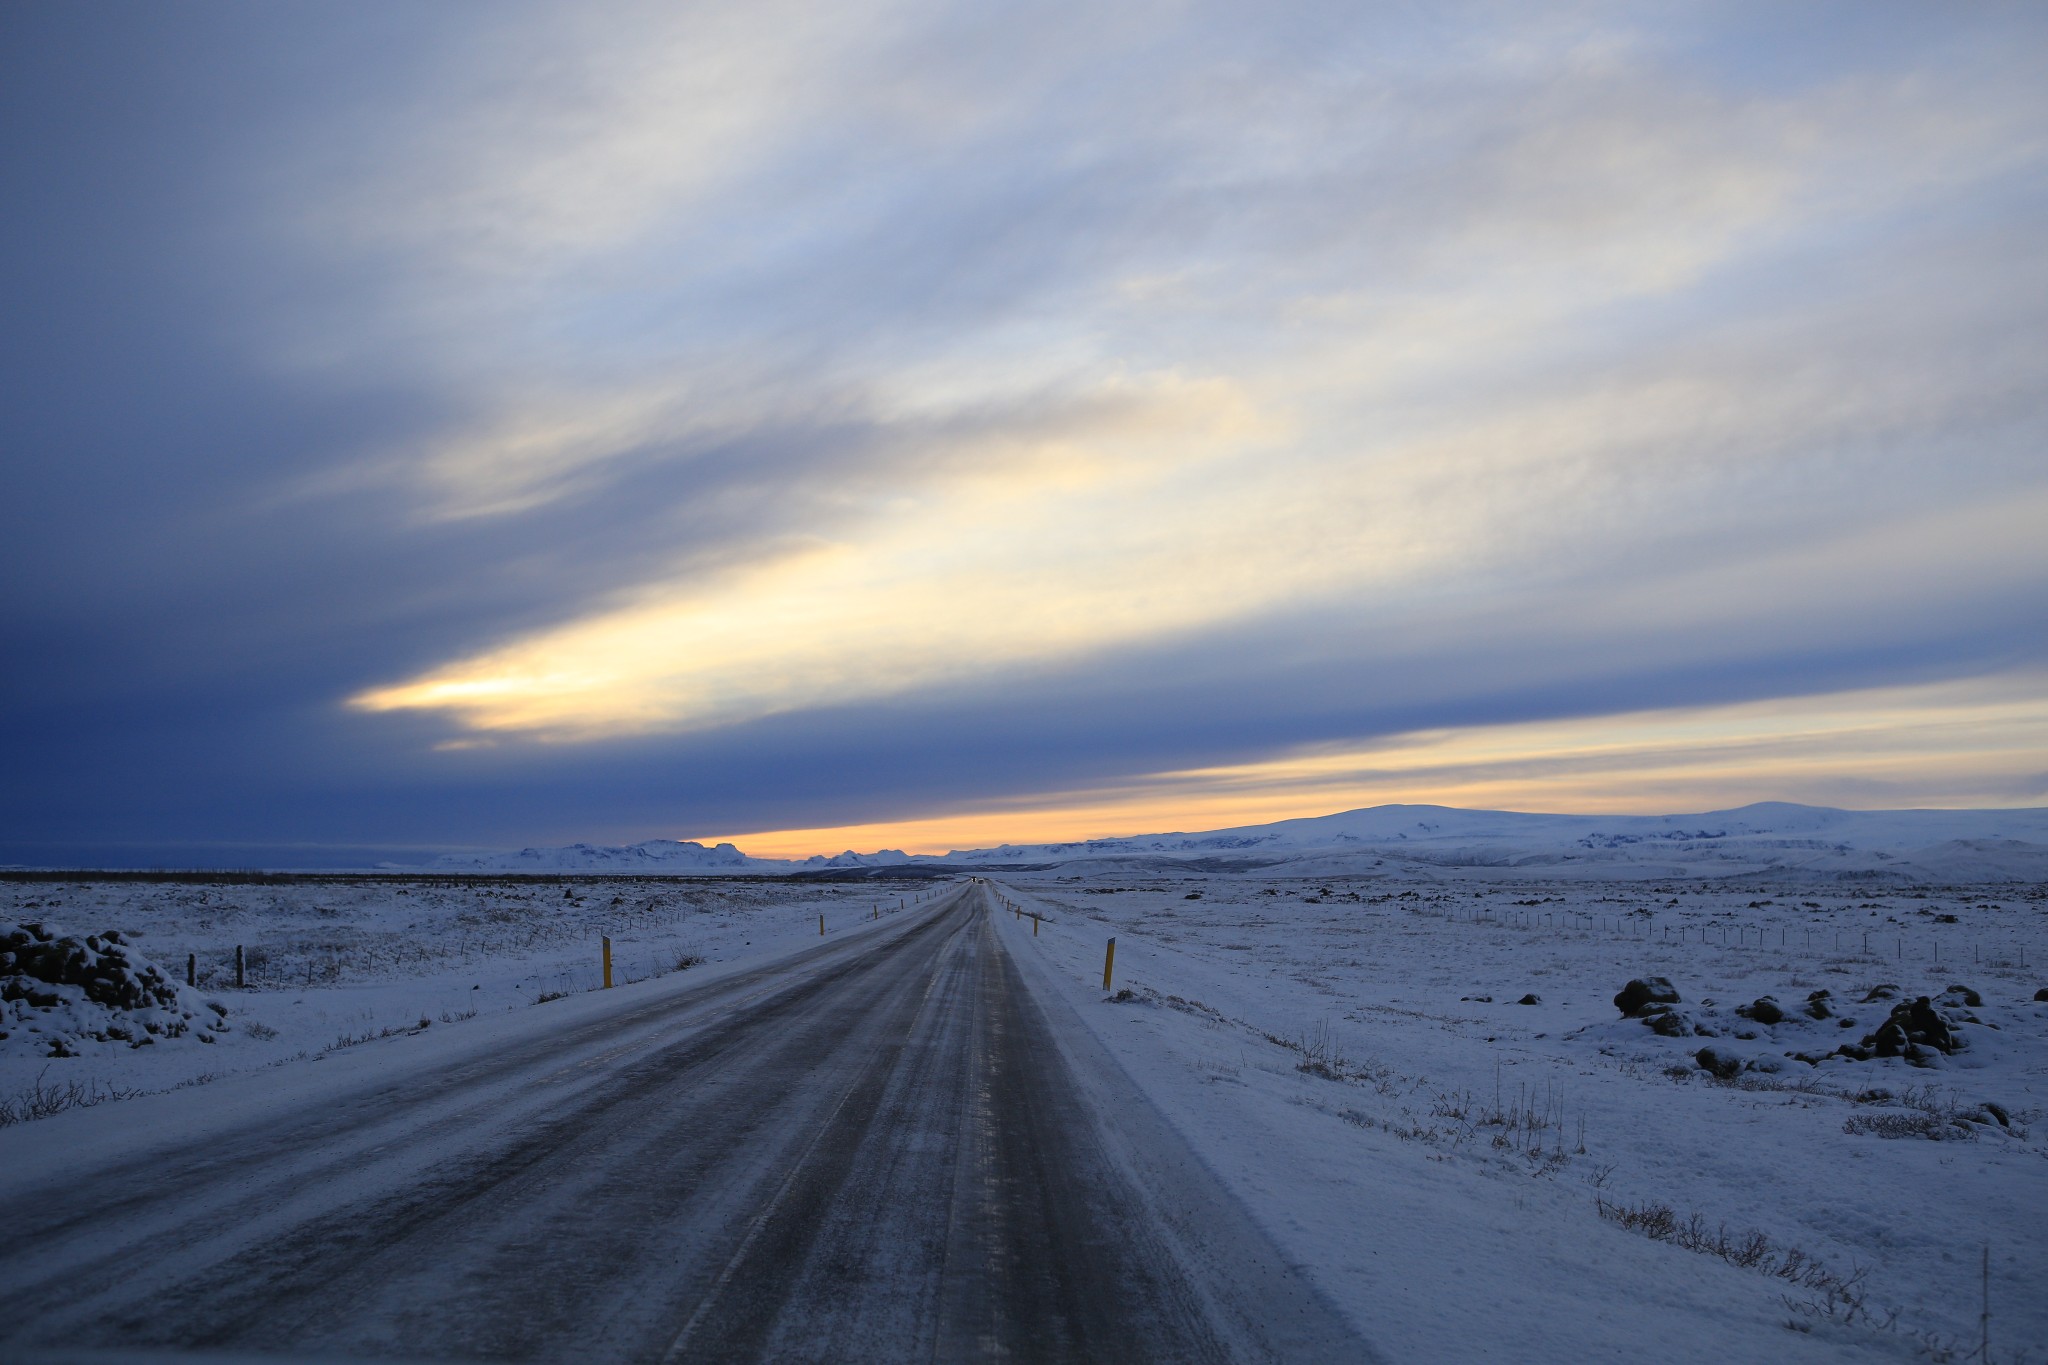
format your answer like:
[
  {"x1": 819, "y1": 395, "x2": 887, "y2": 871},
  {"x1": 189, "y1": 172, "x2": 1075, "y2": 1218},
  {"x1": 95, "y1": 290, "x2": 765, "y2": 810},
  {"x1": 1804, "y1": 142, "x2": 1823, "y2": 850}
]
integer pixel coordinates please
[
  {"x1": 1943, "y1": 984, "x2": 1983, "y2": 1008},
  {"x1": 1868, "y1": 1019, "x2": 1909, "y2": 1058},
  {"x1": 1736, "y1": 996, "x2": 1785, "y2": 1025},
  {"x1": 2033, "y1": 987, "x2": 2048, "y2": 1003},
  {"x1": 1614, "y1": 977, "x2": 1681, "y2": 1017},
  {"x1": 1902, "y1": 997, "x2": 1958, "y2": 1052},
  {"x1": 1862, "y1": 983, "x2": 1900, "y2": 1003},
  {"x1": 1803, "y1": 990, "x2": 1833, "y2": 1020},
  {"x1": 1517, "y1": 993, "x2": 1541, "y2": 1005},
  {"x1": 1647, "y1": 1010, "x2": 1693, "y2": 1038},
  {"x1": 1695, "y1": 1047, "x2": 1741, "y2": 1080}
]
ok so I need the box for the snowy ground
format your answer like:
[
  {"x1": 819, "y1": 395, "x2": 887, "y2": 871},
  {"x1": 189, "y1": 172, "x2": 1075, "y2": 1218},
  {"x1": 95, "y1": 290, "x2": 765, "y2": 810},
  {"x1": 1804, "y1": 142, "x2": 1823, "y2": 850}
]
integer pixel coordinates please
[
  {"x1": 990, "y1": 870, "x2": 2048, "y2": 1362},
  {"x1": 1, "y1": 875, "x2": 928, "y2": 1102},
  {"x1": 5, "y1": 867, "x2": 2043, "y2": 1362}
]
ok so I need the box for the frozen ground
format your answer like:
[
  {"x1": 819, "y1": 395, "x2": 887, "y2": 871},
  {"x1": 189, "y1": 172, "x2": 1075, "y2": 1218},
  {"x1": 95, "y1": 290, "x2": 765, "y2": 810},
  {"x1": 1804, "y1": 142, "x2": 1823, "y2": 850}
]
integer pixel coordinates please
[
  {"x1": 990, "y1": 869, "x2": 2048, "y2": 1362},
  {"x1": 1, "y1": 875, "x2": 929, "y2": 1101},
  {"x1": 4, "y1": 865, "x2": 2043, "y2": 1361}
]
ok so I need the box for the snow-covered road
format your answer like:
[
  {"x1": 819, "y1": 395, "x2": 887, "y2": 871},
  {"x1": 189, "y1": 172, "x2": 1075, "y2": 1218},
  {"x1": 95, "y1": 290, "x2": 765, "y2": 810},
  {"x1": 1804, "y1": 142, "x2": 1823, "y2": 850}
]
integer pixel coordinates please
[{"x1": 0, "y1": 884, "x2": 1362, "y2": 1362}]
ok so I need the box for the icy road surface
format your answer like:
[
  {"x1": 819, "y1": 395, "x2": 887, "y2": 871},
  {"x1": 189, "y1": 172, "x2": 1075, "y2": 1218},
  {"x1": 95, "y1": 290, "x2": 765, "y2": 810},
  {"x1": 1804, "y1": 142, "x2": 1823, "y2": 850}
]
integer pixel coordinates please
[{"x1": 0, "y1": 884, "x2": 1363, "y2": 1363}]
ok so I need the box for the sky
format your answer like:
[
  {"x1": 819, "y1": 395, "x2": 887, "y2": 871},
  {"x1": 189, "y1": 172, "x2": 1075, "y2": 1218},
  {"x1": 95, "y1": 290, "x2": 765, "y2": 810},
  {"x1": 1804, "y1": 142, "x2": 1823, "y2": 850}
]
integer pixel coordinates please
[{"x1": 3, "y1": 1, "x2": 2045, "y2": 866}]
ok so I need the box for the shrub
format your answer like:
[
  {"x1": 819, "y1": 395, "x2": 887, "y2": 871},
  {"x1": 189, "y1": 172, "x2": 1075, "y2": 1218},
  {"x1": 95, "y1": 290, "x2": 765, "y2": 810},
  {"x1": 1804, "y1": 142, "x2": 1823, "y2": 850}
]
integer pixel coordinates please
[
  {"x1": 0, "y1": 1067, "x2": 139, "y2": 1127},
  {"x1": 1842, "y1": 1110, "x2": 1971, "y2": 1141}
]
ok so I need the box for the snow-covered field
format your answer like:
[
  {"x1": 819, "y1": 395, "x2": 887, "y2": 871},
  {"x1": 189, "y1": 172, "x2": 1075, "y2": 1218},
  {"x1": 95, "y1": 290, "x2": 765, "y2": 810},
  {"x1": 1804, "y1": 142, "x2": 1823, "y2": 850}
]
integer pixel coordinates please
[
  {"x1": 5, "y1": 859, "x2": 2043, "y2": 1362},
  {"x1": 991, "y1": 869, "x2": 2047, "y2": 1362},
  {"x1": 1, "y1": 875, "x2": 927, "y2": 1102}
]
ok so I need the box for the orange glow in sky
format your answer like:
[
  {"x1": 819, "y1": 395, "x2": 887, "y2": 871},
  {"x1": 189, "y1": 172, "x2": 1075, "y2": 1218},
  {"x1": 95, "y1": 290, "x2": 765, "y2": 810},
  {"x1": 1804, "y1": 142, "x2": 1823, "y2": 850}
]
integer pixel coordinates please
[{"x1": 704, "y1": 676, "x2": 2048, "y2": 858}]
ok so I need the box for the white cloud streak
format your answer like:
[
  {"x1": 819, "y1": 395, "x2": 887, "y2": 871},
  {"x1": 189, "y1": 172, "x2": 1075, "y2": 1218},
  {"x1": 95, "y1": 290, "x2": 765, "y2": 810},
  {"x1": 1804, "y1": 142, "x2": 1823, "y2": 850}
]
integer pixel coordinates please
[{"x1": 267, "y1": 2, "x2": 2048, "y2": 799}]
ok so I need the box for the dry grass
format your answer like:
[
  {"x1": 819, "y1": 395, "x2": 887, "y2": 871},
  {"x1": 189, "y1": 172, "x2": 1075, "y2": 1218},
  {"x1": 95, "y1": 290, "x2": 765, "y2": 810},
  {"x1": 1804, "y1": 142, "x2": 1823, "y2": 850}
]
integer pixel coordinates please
[
  {"x1": 0, "y1": 1067, "x2": 141, "y2": 1127},
  {"x1": 1595, "y1": 1197, "x2": 1871, "y2": 1325}
]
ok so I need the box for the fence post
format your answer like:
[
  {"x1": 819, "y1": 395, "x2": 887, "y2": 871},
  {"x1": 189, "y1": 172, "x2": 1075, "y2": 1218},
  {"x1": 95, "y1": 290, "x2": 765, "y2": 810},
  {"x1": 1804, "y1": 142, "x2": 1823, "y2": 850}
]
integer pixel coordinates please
[
  {"x1": 602, "y1": 936, "x2": 613, "y2": 989},
  {"x1": 186, "y1": 952, "x2": 195, "y2": 987},
  {"x1": 820, "y1": 913, "x2": 825, "y2": 937},
  {"x1": 235, "y1": 945, "x2": 245, "y2": 989},
  {"x1": 1102, "y1": 937, "x2": 1116, "y2": 991}
]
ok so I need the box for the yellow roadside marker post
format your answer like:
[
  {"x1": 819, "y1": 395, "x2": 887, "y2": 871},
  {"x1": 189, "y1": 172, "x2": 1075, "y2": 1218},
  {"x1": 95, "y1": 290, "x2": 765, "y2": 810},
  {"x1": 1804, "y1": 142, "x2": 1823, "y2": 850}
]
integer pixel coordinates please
[
  {"x1": 1102, "y1": 937, "x2": 1116, "y2": 991},
  {"x1": 602, "y1": 936, "x2": 613, "y2": 989}
]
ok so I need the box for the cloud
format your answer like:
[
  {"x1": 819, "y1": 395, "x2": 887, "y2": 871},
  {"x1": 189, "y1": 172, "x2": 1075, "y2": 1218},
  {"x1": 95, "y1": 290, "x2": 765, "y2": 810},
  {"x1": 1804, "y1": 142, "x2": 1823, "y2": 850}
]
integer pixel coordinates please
[
  {"x1": 3, "y1": 1, "x2": 2045, "y2": 858},
  {"x1": 348, "y1": 372, "x2": 1282, "y2": 734}
]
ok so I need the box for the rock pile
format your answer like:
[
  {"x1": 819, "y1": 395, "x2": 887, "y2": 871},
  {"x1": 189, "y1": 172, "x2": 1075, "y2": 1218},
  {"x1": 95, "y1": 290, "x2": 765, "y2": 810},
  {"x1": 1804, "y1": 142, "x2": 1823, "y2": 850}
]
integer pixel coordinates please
[
  {"x1": 1836, "y1": 995, "x2": 1965, "y2": 1064},
  {"x1": 1614, "y1": 977, "x2": 1694, "y2": 1036},
  {"x1": 1, "y1": 922, "x2": 228, "y2": 1057},
  {"x1": 1736, "y1": 996, "x2": 1785, "y2": 1025}
]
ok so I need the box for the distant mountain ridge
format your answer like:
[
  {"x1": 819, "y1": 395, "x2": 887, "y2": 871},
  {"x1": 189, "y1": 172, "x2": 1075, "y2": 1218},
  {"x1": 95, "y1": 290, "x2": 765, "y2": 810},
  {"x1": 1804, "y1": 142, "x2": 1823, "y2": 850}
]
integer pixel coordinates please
[
  {"x1": 940, "y1": 802, "x2": 2048, "y2": 881},
  {"x1": 430, "y1": 839, "x2": 916, "y2": 873},
  {"x1": 947, "y1": 801, "x2": 2047, "y2": 855},
  {"x1": 435, "y1": 802, "x2": 2048, "y2": 882},
  {"x1": 431, "y1": 839, "x2": 766, "y2": 872}
]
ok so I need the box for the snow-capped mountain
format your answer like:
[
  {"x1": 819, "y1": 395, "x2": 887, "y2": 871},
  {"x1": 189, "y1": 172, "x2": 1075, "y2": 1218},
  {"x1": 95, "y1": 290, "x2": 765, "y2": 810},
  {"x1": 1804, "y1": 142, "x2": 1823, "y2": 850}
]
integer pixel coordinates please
[
  {"x1": 426, "y1": 804, "x2": 2048, "y2": 881},
  {"x1": 802, "y1": 849, "x2": 914, "y2": 868},
  {"x1": 937, "y1": 802, "x2": 2048, "y2": 881},
  {"x1": 430, "y1": 839, "x2": 788, "y2": 872}
]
